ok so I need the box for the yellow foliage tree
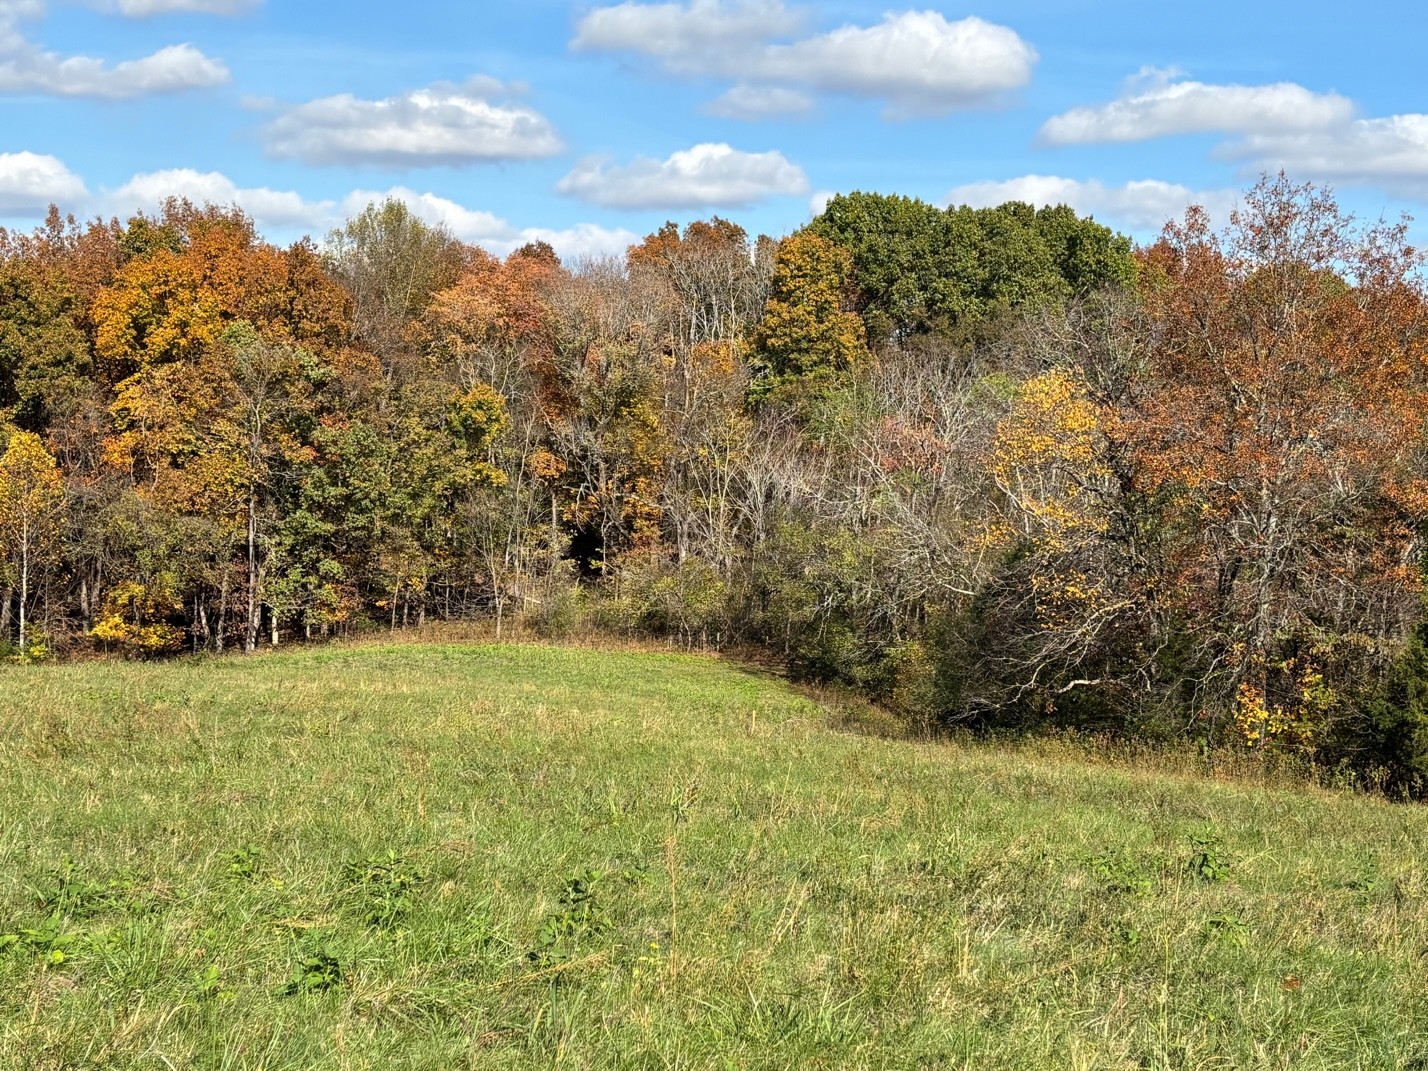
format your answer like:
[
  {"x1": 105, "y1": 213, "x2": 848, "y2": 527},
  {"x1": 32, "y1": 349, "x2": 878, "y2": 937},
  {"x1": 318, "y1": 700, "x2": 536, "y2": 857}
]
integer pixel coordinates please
[
  {"x1": 752, "y1": 232, "x2": 867, "y2": 383},
  {"x1": 983, "y1": 369, "x2": 1125, "y2": 687},
  {"x1": 0, "y1": 431, "x2": 64, "y2": 655},
  {"x1": 90, "y1": 580, "x2": 185, "y2": 655},
  {"x1": 988, "y1": 369, "x2": 1110, "y2": 549}
]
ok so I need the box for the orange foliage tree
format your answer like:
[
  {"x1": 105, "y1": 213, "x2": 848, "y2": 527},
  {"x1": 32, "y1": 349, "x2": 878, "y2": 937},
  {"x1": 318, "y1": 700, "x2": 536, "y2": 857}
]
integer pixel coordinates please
[{"x1": 1120, "y1": 175, "x2": 1428, "y2": 742}]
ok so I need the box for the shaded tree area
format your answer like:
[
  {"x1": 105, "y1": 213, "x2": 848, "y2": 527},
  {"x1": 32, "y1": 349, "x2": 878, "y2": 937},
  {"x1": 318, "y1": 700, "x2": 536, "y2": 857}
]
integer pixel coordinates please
[{"x1": 5, "y1": 176, "x2": 1428, "y2": 792}]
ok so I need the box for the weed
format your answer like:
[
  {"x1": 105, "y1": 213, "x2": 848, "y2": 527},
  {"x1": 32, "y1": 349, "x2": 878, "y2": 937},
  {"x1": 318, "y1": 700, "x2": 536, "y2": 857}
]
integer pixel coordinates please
[
  {"x1": 631, "y1": 940, "x2": 664, "y2": 981},
  {"x1": 0, "y1": 912, "x2": 77, "y2": 965},
  {"x1": 32, "y1": 856, "x2": 146, "y2": 919},
  {"x1": 30, "y1": 710, "x2": 76, "y2": 758},
  {"x1": 1344, "y1": 875, "x2": 1380, "y2": 901},
  {"x1": 1204, "y1": 914, "x2": 1249, "y2": 947},
  {"x1": 195, "y1": 963, "x2": 234, "y2": 1001},
  {"x1": 1186, "y1": 828, "x2": 1231, "y2": 883},
  {"x1": 1091, "y1": 851, "x2": 1155, "y2": 896},
  {"x1": 529, "y1": 869, "x2": 611, "y2": 965},
  {"x1": 225, "y1": 843, "x2": 263, "y2": 880},
  {"x1": 284, "y1": 946, "x2": 345, "y2": 995},
  {"x1": 342, "y1": 851, "x2": 423, "y2": 929}
]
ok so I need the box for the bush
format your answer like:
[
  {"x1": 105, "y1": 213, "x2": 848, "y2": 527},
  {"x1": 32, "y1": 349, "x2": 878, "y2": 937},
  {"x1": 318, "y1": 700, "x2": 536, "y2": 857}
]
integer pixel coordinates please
[
  {"x1": 529, "y1": 568, "x2": 588, "y2": 641},
  {"x1": 606, "y1": 555, "x2": 730, "y2": 645},
  {"x1": 1361, "y1": 621, "x2": 1428, "y2": 796}
]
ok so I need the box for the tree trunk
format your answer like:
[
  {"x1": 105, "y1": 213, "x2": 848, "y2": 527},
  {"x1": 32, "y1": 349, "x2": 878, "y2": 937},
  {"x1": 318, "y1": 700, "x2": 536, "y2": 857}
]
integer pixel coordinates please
[
  {"x1": 217, "y1": 579, "x2": 229, "y2": 654},
  {"x1": 18, "y1": 524, "x2": 28, "y2": 654},
  {"x1": 246, "y1": 492, "x2": 259, "y2": 653}
]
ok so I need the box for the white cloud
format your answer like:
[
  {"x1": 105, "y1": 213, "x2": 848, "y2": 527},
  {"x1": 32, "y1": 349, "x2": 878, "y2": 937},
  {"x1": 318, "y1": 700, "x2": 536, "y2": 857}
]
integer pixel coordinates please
[
  {"x1": 263, "y1": 80, "x2": 562, "y2": 168},
  {"x1": 341, "y1": 187, "x2": 640, "y2": 260},
  {"x1": 943, "y1": 174, "x2": 1240, "y2": 233},
  {"x1": 1044, "y1": 67, "x2": 1428, "y2": 204},
  {"x1": 107, "y1": 169, "x2": 330, "y2": 229},
  {"x1": 98, "y1": 169, "x2": 635, "y2": 261},
  {"x1": 573, "y1": 2, "x2": 1036, "y2": 116},
  {"x1": 556, "y1": 142, "x2": 809, "y2": 209},
  {"x1": 0, "y1": 4, "x2": 35, "y2": 53},
  {"x1": 572, "y1": 0, "x2": 801, "y2": 63},
  {"x1": 109, "y1": 0, "x2": 258, "y2": 14},
  {"x1": 0, "y1": 2, "x2": 229, "y2": 97},
  {"x1": 0, "y1": 151, "x2": 87, "y2": 215},
  {"x1": 706, "y1": 83, "x2": 812, "y2": 120},
  {"x1": 755, "y1": 12, "x2": 1035, "y2": 116},
  {"x1": 1041, "y1": 73, "x2": 1354, "y2": 144},
  {"x1": 1227, "y1": 115, "x2": 1428, "y2": 200},
  {"x1": 0, "y1": 42, "x2": 228, "y2": 97},
  {"x1": 0, "y1": 1, "x2": 46, "y2": 30},
  {"x1": 808, "y1": 188, "x2": 835, "y2": 216}
]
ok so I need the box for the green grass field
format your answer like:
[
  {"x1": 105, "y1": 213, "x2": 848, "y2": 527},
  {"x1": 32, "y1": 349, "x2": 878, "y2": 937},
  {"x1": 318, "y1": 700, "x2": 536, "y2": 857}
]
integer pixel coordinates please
[{"x1": 2, "y1": 643, "x2": 1427, "y2": 1069}]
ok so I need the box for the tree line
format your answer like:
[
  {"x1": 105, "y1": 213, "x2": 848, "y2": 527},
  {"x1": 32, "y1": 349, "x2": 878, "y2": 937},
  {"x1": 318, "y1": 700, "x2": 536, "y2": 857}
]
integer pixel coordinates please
[{"x1": 4, "y1": 174, "x2": 1428, "y2": 791}]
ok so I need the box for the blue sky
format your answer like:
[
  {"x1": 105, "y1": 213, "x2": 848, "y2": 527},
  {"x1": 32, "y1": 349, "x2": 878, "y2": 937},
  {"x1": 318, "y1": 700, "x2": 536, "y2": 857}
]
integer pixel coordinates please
[{"x1": 2, "y1": 0, "x2": 1426, "y2": 258}]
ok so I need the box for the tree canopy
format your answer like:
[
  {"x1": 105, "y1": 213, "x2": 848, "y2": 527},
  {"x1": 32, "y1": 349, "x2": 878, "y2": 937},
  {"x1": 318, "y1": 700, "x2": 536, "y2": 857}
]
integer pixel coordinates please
[{"x1": 4, "y1": 177, "x2": 1428, "y2": 792}]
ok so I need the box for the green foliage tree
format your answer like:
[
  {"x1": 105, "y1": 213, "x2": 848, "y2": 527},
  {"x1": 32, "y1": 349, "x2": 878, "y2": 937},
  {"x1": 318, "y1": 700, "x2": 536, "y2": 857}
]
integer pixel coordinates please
[
  {"x1": 0, "y1": 258, "x2": 91, "y2": 433},
  {"x1": 810, "y1": 191, "x2": 1135, "y2": 344},
  {"x1": 809, "y1": 192, "x2": 973, "y2": 342},
  {"x1": 1363, "y1": 618, "x2": 1428, "y2": 793}
]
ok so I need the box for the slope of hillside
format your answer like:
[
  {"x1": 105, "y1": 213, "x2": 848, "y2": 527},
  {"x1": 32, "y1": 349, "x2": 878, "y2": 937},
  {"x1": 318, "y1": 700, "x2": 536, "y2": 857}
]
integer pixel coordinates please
[{"x1": 1, "y1": 644, "x2": 1425, "y2": 1069}]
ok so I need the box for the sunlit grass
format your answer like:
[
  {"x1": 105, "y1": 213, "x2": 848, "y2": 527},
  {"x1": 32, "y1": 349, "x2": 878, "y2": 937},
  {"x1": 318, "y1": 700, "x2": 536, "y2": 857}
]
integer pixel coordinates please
[{"x1": 1, "y1": 643, "x2": 1426, "y2": 1069}]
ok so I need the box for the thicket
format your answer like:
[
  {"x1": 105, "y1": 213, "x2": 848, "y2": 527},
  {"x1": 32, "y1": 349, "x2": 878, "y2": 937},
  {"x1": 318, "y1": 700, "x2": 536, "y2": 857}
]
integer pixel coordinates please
[{"x1": 3, "y1": 175, "x2": 1428, "y2": 792}]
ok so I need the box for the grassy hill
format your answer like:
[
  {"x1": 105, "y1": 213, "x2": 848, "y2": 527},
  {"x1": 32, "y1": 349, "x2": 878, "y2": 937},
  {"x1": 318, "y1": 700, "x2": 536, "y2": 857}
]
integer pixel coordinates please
[{"x1": 1, "y1": 643, "x2": 1426, "y2": 1069}]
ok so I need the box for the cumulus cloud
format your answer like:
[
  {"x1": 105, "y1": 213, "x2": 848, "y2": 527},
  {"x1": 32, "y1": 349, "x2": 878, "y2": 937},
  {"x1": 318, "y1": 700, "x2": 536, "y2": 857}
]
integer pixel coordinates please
[
  {"x1": 263, "y1": 80, "x2": 562, "y2": 168},
  {"x1": 573, "y1": 1, "x2": 1036, "y2": 116},
  {"x1": 340, "y1": 187, "x2": 640, "y2": 260},
  {"x1": 0, "y1": 6, "x2": 33, "y2": 55},
  {"x1": 556, "y1": 142, "x2": 809, "y2": 209},
  {"x1": 0, "y1": 42, "x2": 228, "y2": 97},
  {"x1": 1227, "y1": 115, "x2": 1428, "y2": 200},
  {"x1": 0, "y1": 150, "x2": 87, "y2": 215},
  {"x1": 706, "y1": 83, "x2": 812, "y2": 120},
  {"x1": 1042, "y1": 67, "x2": 1428, "y2": 203},
  {"x1": 107, "y1": 169, "x2": 329, "y2": 229},
  {"x1": 97, "y1": 168, "x2": 634, "y2": 261},
  {"x1": 0, "y1": 2, "x2": 229, "y2": 97},
  {"x1": 1041, "y1": 71, "x2": 1355, "y2": 144},
  {"x1": 572, "y1": 0, "x2": 800, "y2": 63},
  {"x1": 0, "y1": 1, "x2": 47, "y2": 27},
  {"x1": 943, "y1": 174, "x2": 1240, "y2": 233},
  {"x1": 754, "y1": 12, "x2": 1036, "y2": 115},
  {"x1": 808, "y1": 188, "x2": 835, "y2": 216},
  {"x1": 109, "y1": 0, "x2": 258, "y2": 14}
]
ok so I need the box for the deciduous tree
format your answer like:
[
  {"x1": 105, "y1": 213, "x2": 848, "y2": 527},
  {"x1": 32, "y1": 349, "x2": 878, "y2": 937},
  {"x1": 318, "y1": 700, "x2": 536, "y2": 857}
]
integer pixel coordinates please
[{"x1": 0, "y1": 431, "x2": 65, "y2": 653}]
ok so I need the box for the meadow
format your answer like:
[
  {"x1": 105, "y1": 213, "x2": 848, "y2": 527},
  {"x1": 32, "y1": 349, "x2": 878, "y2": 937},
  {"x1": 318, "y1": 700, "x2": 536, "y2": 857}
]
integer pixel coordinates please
[{"x1": 1, "y1": 643, "x2": 1426, "y2": 1069}]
